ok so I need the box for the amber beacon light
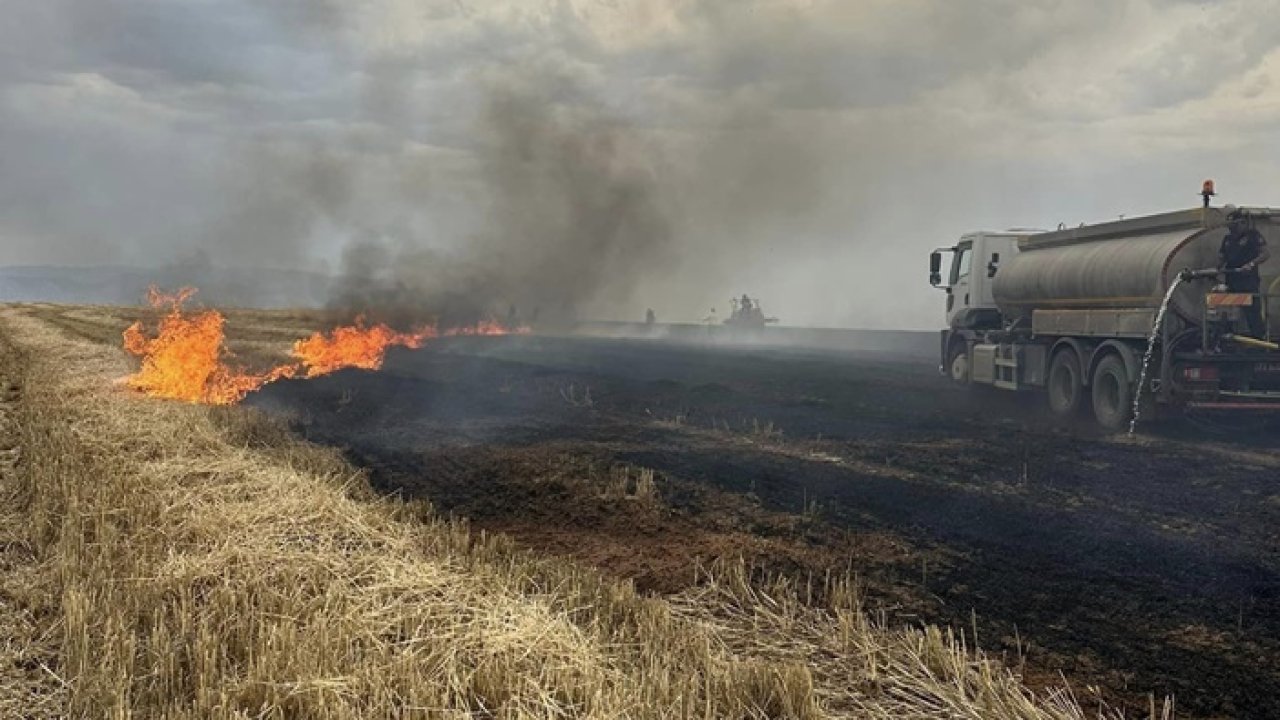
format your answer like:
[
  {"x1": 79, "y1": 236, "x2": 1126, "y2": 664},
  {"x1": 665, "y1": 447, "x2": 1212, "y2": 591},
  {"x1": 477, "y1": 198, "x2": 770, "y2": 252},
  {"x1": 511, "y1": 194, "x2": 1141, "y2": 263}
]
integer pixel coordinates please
[{"x1": 1201, "y1": 179, "x2": 1216, "y2": 208}]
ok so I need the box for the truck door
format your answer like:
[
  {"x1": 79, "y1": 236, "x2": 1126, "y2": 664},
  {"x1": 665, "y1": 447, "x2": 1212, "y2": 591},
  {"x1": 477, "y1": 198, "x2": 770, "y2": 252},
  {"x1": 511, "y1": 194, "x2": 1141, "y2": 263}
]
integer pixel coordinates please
[{"x1": 946, "y1": 240, "x2": 973, "y2": 328}]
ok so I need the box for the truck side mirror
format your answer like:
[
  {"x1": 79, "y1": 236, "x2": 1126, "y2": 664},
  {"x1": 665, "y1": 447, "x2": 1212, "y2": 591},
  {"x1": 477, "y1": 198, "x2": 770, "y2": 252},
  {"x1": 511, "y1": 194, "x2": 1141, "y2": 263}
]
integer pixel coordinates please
[
  {"x1": 987, "y1": 252, "x2": 1000, "y2": 278},
  {"x1": 929, "y1": 252, "x2": 942, "y2": 287}
]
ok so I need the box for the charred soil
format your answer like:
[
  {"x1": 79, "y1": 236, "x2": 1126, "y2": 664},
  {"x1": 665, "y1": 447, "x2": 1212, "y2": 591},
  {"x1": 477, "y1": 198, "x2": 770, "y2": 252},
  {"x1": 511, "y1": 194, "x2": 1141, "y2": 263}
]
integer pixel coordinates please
[{"x1": 249, "y1": 335, "x2": 1280, "y2": 719}]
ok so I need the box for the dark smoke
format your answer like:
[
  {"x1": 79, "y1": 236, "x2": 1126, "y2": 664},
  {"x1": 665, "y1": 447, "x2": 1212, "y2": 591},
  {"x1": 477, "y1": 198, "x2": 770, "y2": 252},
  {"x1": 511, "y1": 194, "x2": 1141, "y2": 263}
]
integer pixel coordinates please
[{"x1": 331, "y1": 73, "x2": 675, "y2": 329}]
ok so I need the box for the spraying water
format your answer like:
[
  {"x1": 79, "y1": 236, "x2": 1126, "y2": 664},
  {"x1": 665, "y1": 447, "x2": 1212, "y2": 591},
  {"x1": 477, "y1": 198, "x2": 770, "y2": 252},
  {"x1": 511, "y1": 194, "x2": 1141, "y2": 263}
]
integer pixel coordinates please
[{"x1": 1129, "y1": 277, "x2": 1184, "y2": 435}]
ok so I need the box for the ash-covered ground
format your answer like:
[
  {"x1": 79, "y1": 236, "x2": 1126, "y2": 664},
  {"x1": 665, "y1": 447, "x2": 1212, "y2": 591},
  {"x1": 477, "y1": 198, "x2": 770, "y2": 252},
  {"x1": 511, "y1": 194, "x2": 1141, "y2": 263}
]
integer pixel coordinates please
[{"x1": 250, "y1": 334, "x2": 1280, "y2": 718}]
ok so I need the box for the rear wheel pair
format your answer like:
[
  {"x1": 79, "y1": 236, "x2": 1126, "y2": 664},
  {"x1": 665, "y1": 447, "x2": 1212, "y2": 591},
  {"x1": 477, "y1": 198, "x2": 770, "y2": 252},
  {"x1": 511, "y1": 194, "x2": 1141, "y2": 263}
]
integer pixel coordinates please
[
  {"x1": 1091, "y1": 356, "x2": 1132, "y2": 431},
  {"x1": 1047, "y1": 350, "x2": 1132, "y2": 431}
]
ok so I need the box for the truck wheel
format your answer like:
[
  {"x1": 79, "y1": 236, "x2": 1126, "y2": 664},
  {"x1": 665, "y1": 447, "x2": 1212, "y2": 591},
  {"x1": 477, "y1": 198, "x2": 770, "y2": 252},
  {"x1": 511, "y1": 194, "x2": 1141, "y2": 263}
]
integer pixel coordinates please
[
  {"x1": 1091, "y1": 355, "x2": 1132, "y2": 431},
  {"x1": 947, "y1": 342, "x2": 969, "y2": 385},
  {"x1": 1047, "y1": 349, "x2": 1084, "y2": 416}
]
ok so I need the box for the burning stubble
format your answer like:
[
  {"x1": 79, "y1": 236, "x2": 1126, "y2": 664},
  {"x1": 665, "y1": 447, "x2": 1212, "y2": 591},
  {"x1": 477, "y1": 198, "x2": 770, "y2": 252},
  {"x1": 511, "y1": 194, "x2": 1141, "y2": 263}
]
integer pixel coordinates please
[{"x1": 122, "y1": 286, "x2": 524, "y2": 404}]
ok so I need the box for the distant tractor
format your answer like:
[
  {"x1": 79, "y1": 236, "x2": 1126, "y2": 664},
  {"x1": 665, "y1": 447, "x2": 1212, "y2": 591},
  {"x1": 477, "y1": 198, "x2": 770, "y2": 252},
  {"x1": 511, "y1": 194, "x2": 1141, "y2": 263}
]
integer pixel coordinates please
[
  {"x1": 724, "y1": 294, "x2": 779, "y2": 329},
  {"x1": 929, "y1": 197, "x2": 1280, "y2": 430}
]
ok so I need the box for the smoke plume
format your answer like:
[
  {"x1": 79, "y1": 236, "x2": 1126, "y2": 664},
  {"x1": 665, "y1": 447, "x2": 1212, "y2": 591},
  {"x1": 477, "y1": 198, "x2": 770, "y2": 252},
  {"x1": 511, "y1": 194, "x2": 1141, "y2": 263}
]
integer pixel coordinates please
[{"x1": 331, "y1": 72, "x2": 675, "y2": 328}]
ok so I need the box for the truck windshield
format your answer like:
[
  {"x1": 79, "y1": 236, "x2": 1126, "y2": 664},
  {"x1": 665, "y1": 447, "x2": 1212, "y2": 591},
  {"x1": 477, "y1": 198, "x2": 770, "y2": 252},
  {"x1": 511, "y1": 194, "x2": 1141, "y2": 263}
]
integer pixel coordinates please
[{"x1": 950, "y1": 244, "x2": 972, "y2": 285}]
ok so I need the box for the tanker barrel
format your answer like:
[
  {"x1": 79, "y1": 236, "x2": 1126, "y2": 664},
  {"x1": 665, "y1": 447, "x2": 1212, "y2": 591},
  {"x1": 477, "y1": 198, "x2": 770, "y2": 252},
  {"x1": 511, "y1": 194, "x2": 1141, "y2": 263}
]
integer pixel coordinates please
[{"x1": 992, "y1": 207, "x2": 1280, "y2": 336}]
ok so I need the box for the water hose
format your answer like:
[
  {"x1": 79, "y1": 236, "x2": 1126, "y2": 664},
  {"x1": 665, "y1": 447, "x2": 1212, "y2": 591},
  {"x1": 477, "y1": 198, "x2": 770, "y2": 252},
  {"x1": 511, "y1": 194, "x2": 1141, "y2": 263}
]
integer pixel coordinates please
[{"x1": 1222, "y1": 333, "x2": 1280, "y2": 351}]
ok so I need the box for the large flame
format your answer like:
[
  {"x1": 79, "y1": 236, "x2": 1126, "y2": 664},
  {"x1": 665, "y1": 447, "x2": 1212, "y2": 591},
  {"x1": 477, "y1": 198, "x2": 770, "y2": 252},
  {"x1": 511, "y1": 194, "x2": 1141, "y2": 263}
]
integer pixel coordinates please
[
  {"x1": 123, "y1": 287, "x2": 525, "y2": 404},
  {"x1": 122, "y1": 287, "x2": 296, "y2": 405}
]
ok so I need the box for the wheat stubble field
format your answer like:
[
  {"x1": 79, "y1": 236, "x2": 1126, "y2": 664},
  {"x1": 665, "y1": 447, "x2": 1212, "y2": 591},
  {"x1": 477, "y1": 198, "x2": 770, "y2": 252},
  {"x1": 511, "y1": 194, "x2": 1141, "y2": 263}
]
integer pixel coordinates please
[{"x1": 0, "y1": 302, "x2": 1101, "y2": 718}]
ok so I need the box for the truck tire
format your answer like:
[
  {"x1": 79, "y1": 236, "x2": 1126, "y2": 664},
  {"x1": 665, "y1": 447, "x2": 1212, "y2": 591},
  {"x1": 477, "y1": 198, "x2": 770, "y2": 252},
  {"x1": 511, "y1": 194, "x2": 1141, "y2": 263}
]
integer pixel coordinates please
[
  {"x1": 946, "y1": 341, "x2": 969, "y2": 385},
  {"x1": 1091, "y1": 354, "x2": 1132, "y2": 431},
  {"x1": 1047, "y1": 349, "x2": 1084, "y2": 416}
]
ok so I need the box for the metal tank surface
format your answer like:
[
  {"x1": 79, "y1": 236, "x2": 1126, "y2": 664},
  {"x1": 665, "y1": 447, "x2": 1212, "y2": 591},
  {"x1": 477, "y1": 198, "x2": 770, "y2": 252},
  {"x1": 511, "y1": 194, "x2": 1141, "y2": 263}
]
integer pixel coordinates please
[{"x1": 993, "y1": 207, "x2": 1280, "y2": 332}]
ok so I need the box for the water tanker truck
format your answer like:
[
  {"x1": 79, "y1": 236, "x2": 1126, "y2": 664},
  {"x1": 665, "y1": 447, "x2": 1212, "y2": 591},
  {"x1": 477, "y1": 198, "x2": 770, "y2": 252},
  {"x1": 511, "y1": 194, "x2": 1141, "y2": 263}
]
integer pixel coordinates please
[{"x1": 929, "y1": 204, "x2": 1280, "y2": 430}]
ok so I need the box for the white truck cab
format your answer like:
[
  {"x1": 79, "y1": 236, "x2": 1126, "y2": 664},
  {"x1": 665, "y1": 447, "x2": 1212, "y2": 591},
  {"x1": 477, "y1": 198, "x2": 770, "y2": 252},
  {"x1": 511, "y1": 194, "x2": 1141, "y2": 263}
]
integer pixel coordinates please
[{"x1": 930, "y1": 232, "x2": 1023, "y2": 330}]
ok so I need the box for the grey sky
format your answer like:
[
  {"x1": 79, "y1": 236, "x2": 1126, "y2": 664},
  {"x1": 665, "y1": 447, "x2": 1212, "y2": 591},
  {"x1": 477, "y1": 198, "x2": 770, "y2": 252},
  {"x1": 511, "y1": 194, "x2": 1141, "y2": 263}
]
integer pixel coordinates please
[{"x1": 2, "y1": 0, "x2": 1278, "y2": 328}]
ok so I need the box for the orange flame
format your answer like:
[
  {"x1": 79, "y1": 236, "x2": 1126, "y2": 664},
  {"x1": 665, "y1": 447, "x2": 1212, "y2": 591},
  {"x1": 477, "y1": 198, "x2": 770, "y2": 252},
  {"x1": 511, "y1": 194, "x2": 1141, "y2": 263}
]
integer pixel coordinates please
[
  {"x1": 290, "y1": 319, "x2": 436, "y2": 378},
  {"x1": 123, "y1": 287, "x2": 529, "y2": 404},
  {"x1": 122, "y1": 287, "x2": 295, "y2": 404}
]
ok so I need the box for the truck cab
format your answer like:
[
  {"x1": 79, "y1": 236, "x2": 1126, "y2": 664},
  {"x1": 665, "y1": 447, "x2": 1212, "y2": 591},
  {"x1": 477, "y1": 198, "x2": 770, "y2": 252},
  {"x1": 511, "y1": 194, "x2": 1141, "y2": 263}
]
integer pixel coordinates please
[{"x1": 931, "y1": 232, "x2": 1022, "y2": 330}]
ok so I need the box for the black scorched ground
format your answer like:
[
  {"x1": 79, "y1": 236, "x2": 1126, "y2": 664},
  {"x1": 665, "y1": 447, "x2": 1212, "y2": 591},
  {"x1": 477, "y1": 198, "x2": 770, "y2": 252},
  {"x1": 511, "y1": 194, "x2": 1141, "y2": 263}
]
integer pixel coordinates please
[{"x1": 251, "y1": 334, "x2": 1280, "y2": 719}]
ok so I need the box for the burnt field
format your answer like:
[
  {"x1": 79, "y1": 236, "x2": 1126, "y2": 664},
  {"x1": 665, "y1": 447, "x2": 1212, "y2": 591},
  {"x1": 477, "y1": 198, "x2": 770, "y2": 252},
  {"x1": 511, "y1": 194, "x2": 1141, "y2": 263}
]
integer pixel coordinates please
[{"x1": 249, "y1": 333, "x2": 1280, "y2": 718}]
